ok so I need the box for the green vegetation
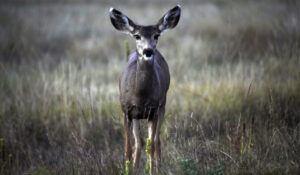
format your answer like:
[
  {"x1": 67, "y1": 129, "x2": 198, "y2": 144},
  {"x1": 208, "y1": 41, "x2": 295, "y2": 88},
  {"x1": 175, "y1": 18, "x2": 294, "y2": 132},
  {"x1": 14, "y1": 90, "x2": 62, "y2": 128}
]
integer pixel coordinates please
[
  {"x1": 125, "y1": 160, "x2": 130, "y2": 175},
  {"x1": 144, "y1": 138, "x2": 151, "y2": 174},
  {"x1": 0, "y1": 1, "x2": 300, "y2": 174}
]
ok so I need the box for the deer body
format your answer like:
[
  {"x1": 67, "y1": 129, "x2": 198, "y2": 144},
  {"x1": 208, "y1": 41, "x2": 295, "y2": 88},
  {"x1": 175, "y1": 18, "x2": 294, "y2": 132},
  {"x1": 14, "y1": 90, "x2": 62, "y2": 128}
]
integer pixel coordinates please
[
  {"x1": 120, "y1": 50, "x2": 170, "y2": 120},
  {"x1": 109, "y1": 5, "x2": 181, "y2": 174}
]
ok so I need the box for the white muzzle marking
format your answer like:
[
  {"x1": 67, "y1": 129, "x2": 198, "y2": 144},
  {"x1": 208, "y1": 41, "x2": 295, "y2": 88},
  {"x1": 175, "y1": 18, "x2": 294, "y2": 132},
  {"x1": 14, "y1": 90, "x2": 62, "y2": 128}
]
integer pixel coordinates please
[{"x1": 143, "y1": 55, "x2": 153, "y2": 61}]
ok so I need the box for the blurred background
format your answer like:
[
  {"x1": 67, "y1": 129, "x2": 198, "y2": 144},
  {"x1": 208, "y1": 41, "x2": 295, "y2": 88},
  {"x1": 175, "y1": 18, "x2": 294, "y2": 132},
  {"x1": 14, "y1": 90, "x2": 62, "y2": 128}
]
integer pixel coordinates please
[{"x1": 0, "y1": 0, "x2": 300, "y2": 174}]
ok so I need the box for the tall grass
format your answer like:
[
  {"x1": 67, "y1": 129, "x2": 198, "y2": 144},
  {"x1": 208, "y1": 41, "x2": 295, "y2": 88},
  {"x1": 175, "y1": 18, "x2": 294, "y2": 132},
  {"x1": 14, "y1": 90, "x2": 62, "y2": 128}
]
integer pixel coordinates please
[{"x1": 0, "y1": 1, "x2": 300, "y2": 174}]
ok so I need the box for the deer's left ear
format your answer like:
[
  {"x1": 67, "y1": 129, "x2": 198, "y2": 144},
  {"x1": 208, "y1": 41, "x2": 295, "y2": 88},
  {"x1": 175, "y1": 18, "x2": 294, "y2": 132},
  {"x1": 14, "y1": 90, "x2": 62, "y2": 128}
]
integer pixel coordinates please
[{"x1": 157, "y1": 5, "x2": 181, "y2": 33}]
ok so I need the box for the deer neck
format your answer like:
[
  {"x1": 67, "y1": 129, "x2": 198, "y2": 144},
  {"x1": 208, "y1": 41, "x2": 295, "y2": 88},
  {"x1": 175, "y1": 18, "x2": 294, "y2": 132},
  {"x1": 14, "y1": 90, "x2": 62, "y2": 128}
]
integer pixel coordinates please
[{"x1": 135, "y1": 55, "x2": 155, "y2": 95}]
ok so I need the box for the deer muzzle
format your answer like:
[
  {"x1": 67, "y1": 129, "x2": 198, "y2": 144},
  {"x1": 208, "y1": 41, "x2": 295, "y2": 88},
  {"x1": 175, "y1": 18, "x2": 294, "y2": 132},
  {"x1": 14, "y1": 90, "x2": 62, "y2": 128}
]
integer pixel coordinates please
[{"x1": 143, "y1": 49, "x2": 154, "y2": 61}]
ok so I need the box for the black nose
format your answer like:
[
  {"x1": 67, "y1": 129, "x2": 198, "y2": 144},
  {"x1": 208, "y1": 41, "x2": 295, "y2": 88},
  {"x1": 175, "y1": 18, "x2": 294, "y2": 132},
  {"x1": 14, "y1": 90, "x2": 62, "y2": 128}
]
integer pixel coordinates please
[{"x1": 143, "y1": 49, "x2": 153, "y2": 57}]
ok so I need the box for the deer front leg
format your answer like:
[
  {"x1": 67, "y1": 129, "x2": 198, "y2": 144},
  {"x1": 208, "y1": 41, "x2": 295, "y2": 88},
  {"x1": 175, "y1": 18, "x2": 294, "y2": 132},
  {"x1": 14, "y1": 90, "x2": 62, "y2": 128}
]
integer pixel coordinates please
[
  {"x1": 148, "y1": 117, "x2": 158, "y2": 175},
  {"x1": 124, "y1": 114, "x2": 132, "y2": 163},
  {"x1": 132, "y1": 119, "x2": 142, "y2": 173}
]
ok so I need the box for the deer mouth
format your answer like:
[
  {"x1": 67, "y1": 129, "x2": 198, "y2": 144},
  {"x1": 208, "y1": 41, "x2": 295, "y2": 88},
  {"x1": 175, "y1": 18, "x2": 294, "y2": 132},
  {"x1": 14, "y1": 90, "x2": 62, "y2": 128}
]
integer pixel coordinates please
[{"x1": 143, "y1": 55, "x2": 153, "y2": 61}]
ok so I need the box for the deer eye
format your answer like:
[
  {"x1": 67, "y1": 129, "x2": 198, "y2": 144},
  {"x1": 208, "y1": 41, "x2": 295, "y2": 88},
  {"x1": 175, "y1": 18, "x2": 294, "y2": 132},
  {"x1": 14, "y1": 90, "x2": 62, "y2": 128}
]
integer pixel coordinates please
[
  {"x1": 134, "y1": 35, "x2": 141, "y2": 40},
  {"x1": 154, "y1": 34, "x2": 160, "y2": 40}
]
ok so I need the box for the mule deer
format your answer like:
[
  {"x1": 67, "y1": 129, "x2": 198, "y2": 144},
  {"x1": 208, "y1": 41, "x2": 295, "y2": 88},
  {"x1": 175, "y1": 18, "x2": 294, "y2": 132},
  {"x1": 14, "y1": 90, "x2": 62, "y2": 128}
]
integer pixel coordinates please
[{"x1": 109, "y1": 5, "x2": 181, "y2": 174}]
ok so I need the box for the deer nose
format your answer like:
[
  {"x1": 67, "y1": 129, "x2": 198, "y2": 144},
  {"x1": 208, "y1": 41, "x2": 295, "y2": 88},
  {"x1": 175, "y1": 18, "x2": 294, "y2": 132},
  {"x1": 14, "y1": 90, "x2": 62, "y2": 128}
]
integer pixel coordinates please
[{"x1": 143, "y1": 49, "x2": 153, "y2": 57}]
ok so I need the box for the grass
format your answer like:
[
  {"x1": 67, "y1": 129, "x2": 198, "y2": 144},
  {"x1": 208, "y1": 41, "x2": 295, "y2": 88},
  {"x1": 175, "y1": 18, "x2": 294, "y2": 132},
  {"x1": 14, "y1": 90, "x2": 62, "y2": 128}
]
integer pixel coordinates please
[{"x1": 0, "y1": 1, "x2": 300, "y2": 174}]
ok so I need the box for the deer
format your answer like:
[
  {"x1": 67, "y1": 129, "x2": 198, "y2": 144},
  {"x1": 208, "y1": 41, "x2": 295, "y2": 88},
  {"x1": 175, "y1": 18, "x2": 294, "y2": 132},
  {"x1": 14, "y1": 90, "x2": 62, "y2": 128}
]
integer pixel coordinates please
[{"x1": 109, "y1": 5, "x2": 181, "y2": 174}]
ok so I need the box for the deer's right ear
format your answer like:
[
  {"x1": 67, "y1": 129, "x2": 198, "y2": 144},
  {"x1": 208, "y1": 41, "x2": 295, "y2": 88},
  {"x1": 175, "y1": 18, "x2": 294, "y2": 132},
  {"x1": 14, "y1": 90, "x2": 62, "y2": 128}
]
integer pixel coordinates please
[{"x1": 109, "y1": 8, "x2": 136, "y2": 35}]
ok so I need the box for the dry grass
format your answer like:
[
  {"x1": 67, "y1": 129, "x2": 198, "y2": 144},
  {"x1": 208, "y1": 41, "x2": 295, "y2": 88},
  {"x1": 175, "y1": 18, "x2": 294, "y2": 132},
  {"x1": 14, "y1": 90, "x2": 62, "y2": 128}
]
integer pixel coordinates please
[{"x1": 0, "y1": 1, "x2": 300, "y2": 174}]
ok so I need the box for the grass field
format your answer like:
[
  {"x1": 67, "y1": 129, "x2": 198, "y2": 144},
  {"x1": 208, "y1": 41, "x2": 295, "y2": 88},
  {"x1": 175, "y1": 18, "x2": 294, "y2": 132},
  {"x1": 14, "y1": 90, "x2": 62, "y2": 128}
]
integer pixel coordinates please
[{"x1": 0, "y1": 1, "x2": 300, "y2": 174}]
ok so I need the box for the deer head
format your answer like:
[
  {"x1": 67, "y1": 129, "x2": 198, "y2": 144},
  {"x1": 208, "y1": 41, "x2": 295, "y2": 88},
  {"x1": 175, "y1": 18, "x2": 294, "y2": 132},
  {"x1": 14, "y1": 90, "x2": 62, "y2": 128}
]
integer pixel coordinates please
[{"x1": 109, "y1": 5, "x2": 181, "y2": 62}]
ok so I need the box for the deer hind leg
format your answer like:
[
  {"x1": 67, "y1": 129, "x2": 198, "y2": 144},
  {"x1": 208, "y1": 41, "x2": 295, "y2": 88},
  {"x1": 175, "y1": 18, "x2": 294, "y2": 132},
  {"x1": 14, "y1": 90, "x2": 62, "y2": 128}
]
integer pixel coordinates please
[
  {"x1": 124, "y1": 114, "x2": 132, "y2": 162},
  {"x1": 140, "y1": 129, "x2": 145, "y2": 148},
  {"x1": 148, "y1": 115, "x2": 158, "y2": 175},
  {"x1": 132, "y1": 119, "x2": 142, "y2": 171},
  {"x1": 154, "y1": 107, "x2": 165, "y2": 174}
]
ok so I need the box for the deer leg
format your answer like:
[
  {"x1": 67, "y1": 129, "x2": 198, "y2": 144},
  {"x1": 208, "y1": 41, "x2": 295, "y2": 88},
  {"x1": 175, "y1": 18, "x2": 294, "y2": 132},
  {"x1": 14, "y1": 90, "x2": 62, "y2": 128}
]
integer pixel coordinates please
[
  {"x1": 154, "y1": 108, "x2": 165, "y2": 174},
  {"x1": 148, "y1": 116, "x2": 158, "y2": 175},
  {"x1": 124, "y1": 114, "x2": 132, "y2": 162},
  {"x1": 132, "y1": 119, "x2": 142, "y2": 172},
  {"x1": 140, "y1": 129, "x2": 145, "y2": 148}
]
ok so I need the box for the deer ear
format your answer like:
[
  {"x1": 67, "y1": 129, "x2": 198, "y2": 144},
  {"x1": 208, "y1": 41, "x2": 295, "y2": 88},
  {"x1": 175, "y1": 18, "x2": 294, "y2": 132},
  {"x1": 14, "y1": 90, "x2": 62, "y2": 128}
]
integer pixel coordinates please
[
  {"x1": 109, "y1": 8, "x2": 136, "y2": 35},
  {"x1": 157, "y1": 5, "x2": 181, "y2": 33}
]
